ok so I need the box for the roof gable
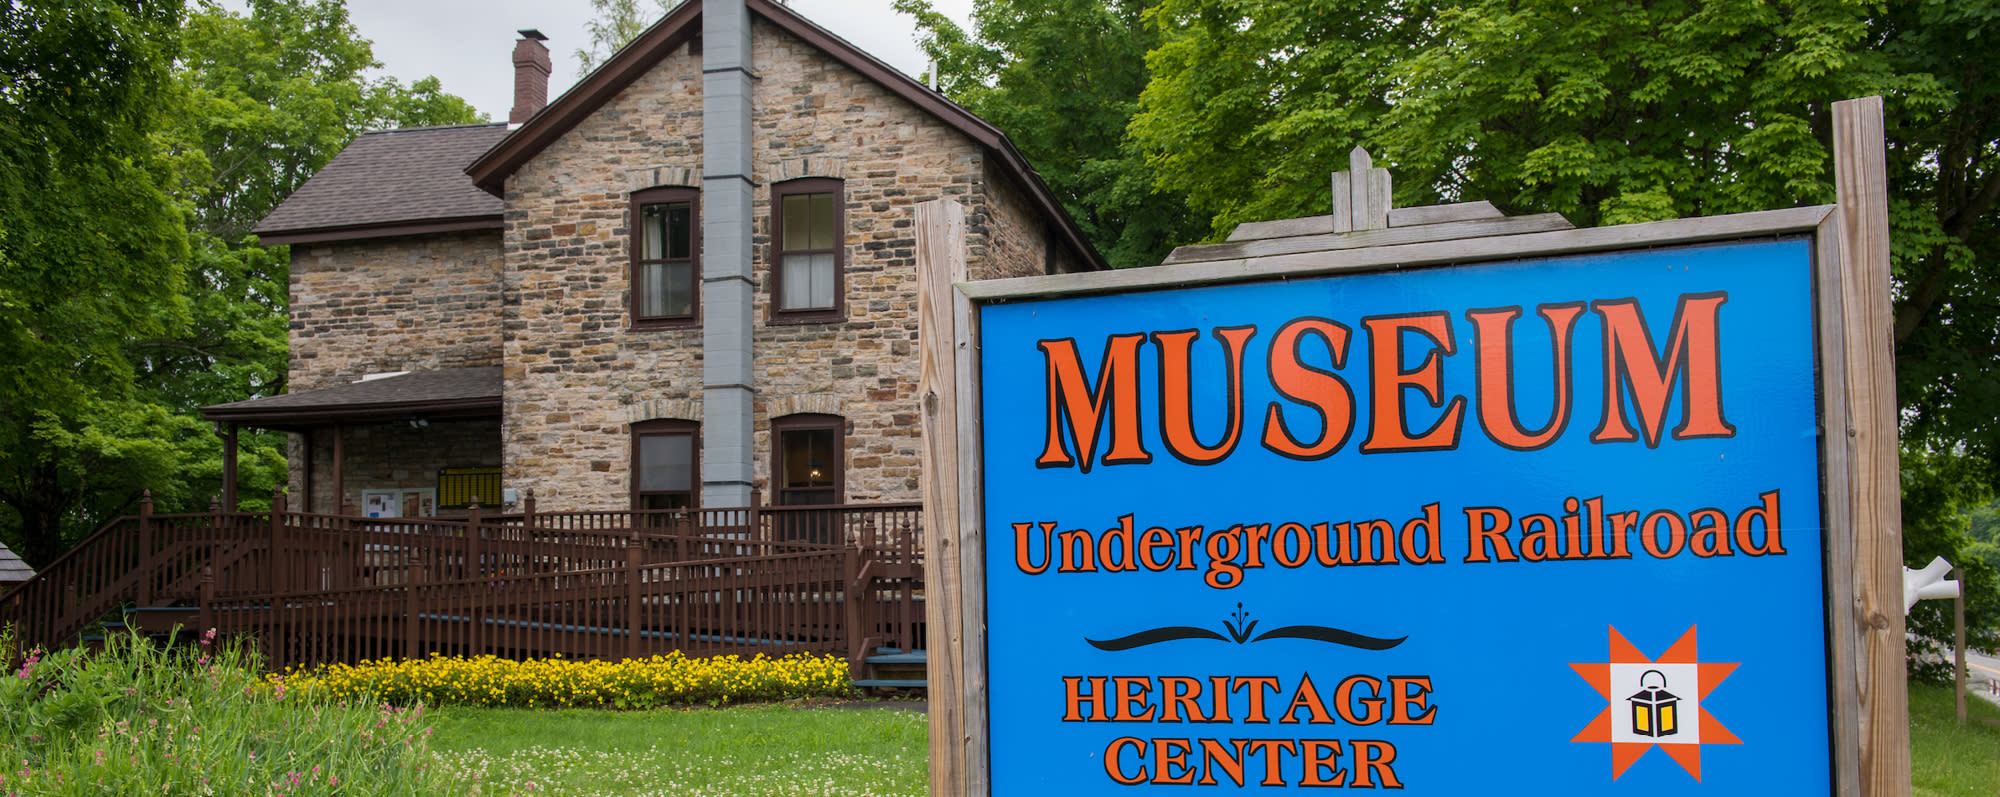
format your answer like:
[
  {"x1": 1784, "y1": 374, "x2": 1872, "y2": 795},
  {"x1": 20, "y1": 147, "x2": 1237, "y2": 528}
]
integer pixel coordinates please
[
  {"x1": 254, "y1": 123, "x2": 511, "y2": 245},
  {"x1": 465, "y1": 0, "x2": 1106, "y2": 271}
]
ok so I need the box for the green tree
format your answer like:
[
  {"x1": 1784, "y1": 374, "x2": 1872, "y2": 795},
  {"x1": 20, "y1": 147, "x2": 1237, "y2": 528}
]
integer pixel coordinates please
[
  {"x1": 577, "y1": 0, "x2": 682, "y2": 72},
  {"x1": 898, "y1": 0, "x2": 1202, "y2": 268},
  {"x1": 142, "y1": 0, "x2": 483, "y2": 516},
  {"x1": 1879, "y1": 3, "x2": 2000, "y2": 575},
  {"x1": 1131, "y1": 0, "x2": 2000, "y2": 673},
  {"x1": 145, "y1": 0, "x2": 484, "y2": 410},
  {"x1": 1903, "y1": 450, "x2": 2000, "y2": 680},
  {"x1": 1966, "y1": 501, "x2": 2000, "y2": 547},
  {"x1": 0, "y1": 0, "x2": 195, "y2": 566},
  {"x1": 172, "y1": 0, "x2": 484, "y2": 241},
  {"x1": 1130, "y1": 0, "x2": 1427, "y2": 233},
  {"x1": 0, "y1": 0, "x2": 482, "y2": 567},
  {"x1": 1129, "y1": 0, "x2": 1914, "y2": 233}
]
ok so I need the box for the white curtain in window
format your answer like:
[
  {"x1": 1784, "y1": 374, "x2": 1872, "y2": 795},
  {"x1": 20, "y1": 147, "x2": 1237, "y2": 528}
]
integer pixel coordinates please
[
  {"x1": 641, "y1": 262, "x2": 668, "y2": 317},
  {"x1": 641, "y1": 262, "x2": 694, "y2": 317},
  {"x1": 781, "y1": 253, "x2": 836, "y2": 309}
]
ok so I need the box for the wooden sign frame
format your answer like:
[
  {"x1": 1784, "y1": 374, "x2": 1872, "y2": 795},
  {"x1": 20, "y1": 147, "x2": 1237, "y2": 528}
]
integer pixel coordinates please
[{"x1": 917, "y1": 97, "x2": 1902, "y2": 796}]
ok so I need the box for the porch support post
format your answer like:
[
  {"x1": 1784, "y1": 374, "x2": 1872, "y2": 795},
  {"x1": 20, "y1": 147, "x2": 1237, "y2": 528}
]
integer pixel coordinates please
[
  {"x1": 626, "y1": 533, "x2": 643, "y2": 659},
  {"x1": 404, "y1": 553, "x2": 422, "y2": 660},
  {"x1": 331, "y1": 422, "x2": 345, "y2": 515},
  {"x1": 299, "y1": 428, "x2": 314, "y2": 514},
  {"x1": 270, "y1": 488, "x2": 286, "y2": 592},
  {"x1": 137, "y1": 491, "x2": 154, "y2": 606},
  {"x1": 197, "y1": 567, "x2": 213, "y2": 636},
  {"x1": 465, "y1": 499, "x2": 483, "y2": 580},
  {"x1": 218, "y1": 422, "x2": 239, "y2": 512},
  {"x1": 844, "y1": 544, "x2": 866, "y2": 679}
]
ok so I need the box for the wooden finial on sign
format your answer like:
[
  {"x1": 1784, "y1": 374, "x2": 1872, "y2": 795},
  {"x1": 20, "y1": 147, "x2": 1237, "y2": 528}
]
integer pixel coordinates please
[{"x1": 1331, "y1": 147, "x2": 1393, "y2": 234}]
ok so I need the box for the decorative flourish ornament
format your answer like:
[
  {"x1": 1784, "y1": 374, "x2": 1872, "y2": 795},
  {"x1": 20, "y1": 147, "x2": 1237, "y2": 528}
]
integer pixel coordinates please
[{"x1": 1085, "y1": 602, "x2": 1407, "y2": 651}]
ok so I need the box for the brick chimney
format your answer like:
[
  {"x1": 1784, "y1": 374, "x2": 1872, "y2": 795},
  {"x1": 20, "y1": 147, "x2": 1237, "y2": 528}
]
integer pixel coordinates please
[{"x1": 510, "y1": 29, "x2": 551, "y2": 125}]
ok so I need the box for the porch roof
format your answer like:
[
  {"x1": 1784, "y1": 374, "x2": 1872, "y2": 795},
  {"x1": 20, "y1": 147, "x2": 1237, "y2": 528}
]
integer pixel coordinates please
[
  {"x1": 0, "y1": 541, "x2": 33, "y2": 584},
  {"x1": 201, "y1": 367, "x2": 502, "y2": 430}
]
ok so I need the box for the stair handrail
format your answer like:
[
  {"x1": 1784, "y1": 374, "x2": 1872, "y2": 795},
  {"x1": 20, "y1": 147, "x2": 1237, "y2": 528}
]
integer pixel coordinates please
[{"x1": 0, "y1": 494, "x2": 269, "y2": 648}]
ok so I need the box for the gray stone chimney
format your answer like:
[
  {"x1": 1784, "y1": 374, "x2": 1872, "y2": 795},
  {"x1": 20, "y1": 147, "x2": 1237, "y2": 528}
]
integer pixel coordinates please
[{"x1": 510, "y1": 29, "x2": 551, "y2": 125}]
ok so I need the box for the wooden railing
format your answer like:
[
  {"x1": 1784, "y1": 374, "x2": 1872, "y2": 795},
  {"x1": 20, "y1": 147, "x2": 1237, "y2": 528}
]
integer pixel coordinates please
[
  {"x1": 215, "y1": 548, "x2": 852, "y2": 670},
  {"x1": 0, "y1": 494, "x2": 924, "y2": 670}
]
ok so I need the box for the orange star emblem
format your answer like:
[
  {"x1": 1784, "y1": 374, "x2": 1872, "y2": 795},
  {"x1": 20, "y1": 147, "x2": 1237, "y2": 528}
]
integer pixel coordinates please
[{"x1": 1570, "y1": 625, "x2": 1741, "y2": 781}]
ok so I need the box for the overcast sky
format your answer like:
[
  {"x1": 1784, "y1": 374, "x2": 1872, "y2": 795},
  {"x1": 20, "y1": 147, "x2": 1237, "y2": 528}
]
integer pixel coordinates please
[{"x1": 298, "y1": 0, "x2": 976, "y2": 123}]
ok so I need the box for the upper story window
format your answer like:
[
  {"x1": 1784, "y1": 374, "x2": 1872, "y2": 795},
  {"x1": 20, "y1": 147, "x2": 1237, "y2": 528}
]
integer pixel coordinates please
[
  {"x1": 631, "y1": 187, "x2": 698, "y2": 327},
  {"x1": 770, "y1": 178, "x2": 843, "y2": 323}
]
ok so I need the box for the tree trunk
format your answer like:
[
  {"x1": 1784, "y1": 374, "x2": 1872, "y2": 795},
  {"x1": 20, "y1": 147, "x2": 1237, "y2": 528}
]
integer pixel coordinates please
[{"x1": 11, "y1": 463, "x2": 75, "y2": 569}]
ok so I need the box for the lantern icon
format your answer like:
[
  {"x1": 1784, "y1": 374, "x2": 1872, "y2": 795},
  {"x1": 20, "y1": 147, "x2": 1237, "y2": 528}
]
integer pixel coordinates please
[{"x1": 1628, "y1": 670, "x2": 1679, "y2": 738}]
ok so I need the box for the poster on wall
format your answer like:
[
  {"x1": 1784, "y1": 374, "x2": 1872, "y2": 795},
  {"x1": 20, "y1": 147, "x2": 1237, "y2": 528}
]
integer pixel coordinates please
[{"x1": 978, "y1": 238, "x2": 1830, "y2": 794}]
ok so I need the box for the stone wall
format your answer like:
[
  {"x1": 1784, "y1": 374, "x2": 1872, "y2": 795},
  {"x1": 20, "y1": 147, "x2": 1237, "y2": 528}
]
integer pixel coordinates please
[
  {"x1": 746, "y1": 19, "x2": 984, "y2": 504},
  {"x1": 498, "y1": 20, "x2": 1067, "y2": 510},
  {"x1": 978, "y1": 160, "x2": 1059, "y2": 281},
  {"x1": 292, "y1": 417, "x2": 502, "y2": 516},
  {"x1": 499, "y1": 35, "x2": 706, "y2": 510},
  {"x1": 288, "y1": 230, "x2": 505, "y2": 391}
]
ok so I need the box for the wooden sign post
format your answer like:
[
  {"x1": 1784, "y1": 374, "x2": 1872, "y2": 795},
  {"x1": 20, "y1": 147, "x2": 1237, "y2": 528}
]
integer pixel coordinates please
[{"x1": 918, "y1": 97, "x2": 1903, "y2": 796}]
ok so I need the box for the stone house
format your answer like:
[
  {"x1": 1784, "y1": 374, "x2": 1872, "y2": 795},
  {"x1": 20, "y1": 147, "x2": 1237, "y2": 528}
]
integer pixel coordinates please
[{"x1": 203, "y1": 0, "x2": 1101, "y2": 519}]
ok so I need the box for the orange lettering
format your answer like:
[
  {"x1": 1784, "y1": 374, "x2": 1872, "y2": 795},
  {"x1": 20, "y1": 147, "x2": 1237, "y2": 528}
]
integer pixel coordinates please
[
  {"x1": 1389, "y1": 676, "x2": 1437, "y2": 725},
  {"x1": 1591, "y1": 293, "x2": 1734, "y2": 446},
  {"x1": 1197, "y1": 739, "x2": 1250, "y2": 786},
  {"x1": 1105, "y1": 737, "x2": 1147, "y2": 784},
  {"x1": 1063, "y1": 676, "x2": 1105, "y2": 722},
  {"x1": 1300, "y1": 740, "x2": 1348, "y2": 787},
  {"x1": 1334, "y1": 676, "x2": 1385, "y2": 725},
  {"x1": 1037, "y1": 335, "x2": 1151, "y2": 471},
  {"x1": 1360, "y1": 312, "x2": 1467, "y2": 453},
  {"x1": 1012, "y1": 521, "x2": 1054, "y2": 574},
  {"x1": 1263, "y1": 317, "x2": 1356, "y2": 459},
  {"x1": 1735, "y1": 490, "x2": 1785, "y2": 555},
  {"x1": 1469, "y1": 303, "x2": 1584, "y2": 450},
  {"x1": 1465, "y1": 507, "x2": 1517, "y2": 563},
  {"x1": 1352, "y1": 740, "x2": 1403, "y2": 788},
  {"x1": 1151, "y1": 738, "x2": 1195, "y2": 785},
  {"x1": 1155, "y1": 327, "x2": 1256, "y2": 465},
  {"x1": 1246, "y1": 739, "x2": 1297, "y2": 786}
]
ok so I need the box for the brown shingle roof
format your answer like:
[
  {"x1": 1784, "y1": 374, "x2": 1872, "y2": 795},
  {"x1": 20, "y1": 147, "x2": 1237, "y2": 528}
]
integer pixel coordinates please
[
  {"x1": 254, "y1": 124, "x2": 511, "y2": 245},
  {"x1": 201, "y1": 368, "x2": 502, "y2": 429},
  {"x1": 0, "y1": 541, "x2": 33, "y2": 585}
]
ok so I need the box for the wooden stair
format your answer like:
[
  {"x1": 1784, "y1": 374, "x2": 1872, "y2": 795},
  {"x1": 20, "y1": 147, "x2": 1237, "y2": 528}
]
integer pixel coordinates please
[
  {"x1": 81, "y1": 606, "x2": 206, "y2": 648},
  {"x1": 855, "y1": 647, "x2": 926, "y2": 690}
]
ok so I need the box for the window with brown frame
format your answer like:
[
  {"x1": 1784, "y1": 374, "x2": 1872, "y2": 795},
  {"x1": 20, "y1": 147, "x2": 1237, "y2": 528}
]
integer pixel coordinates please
[
  {"x1": 630, "y1": 187, "x2": 699, "y2": 327},
  {"x1": 771, "y1": 414, "x2": 842, "y2": 506},
  {"x1": 770, "y1": 178, "x2": 843, "y2": 322},
  {"x1": 632, "y1": 419, "x2": 699, "y2": 512}
]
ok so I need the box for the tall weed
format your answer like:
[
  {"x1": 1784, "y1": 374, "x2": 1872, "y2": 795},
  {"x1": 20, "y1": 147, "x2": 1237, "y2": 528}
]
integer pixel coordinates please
[{"x1": 0, "y1": 626, "x2": 455, "y2": 795}]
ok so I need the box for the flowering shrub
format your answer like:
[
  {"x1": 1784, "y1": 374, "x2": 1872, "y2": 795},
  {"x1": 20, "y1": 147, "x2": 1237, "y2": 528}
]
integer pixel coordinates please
[{"x1": 272, "y1": 650, "x2": 854, "y2": 710}]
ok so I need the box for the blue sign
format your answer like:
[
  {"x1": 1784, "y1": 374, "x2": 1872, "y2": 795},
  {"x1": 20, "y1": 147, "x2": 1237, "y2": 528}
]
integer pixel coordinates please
[{"x1": 979, "y1": 239, "x2": 1828, "y2": 794}]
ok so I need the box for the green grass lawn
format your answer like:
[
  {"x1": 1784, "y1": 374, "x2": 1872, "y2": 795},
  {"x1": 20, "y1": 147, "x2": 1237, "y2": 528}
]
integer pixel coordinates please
[
  {"x1": 427, "y1": 685, "x2": 1998, "y2": 795},
  {"x1": 1911, "y1": 682, "x2": 2000, "y2": 796},
  {"x1": 429, "y1": 701, "x2": 927, "y2": 795}
]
